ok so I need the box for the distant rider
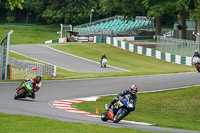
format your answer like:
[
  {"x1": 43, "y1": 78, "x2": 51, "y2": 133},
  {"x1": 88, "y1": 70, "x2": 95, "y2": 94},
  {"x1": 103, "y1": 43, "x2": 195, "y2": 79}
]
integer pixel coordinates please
[
  {"x1": 100, "y1": 53, "x2": 107, "y2": 67},
  {"x1": 16, "y1": 75, "x2": 42, "y2": 99},
  {"x1": 193, "y1": 50, "x2": 200, "y2": 58},
  {"x1": 106, "y1": 84, "x2": 138, "y2": 110}
]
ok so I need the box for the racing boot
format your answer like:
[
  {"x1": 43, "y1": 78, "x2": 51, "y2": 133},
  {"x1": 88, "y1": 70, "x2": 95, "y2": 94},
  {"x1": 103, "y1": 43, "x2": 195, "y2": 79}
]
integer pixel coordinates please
[
  {"x1": 28, "y1": 94, "x2": 35, "y2": 99},
  {"x1": 105, "y1": 104, "x2": 109, "y2": 111}
]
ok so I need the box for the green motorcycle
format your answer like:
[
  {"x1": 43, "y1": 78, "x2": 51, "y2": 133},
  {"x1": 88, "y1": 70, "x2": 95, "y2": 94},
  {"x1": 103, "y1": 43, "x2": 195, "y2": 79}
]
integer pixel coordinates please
[{"x1": 14, "y1": 82, "x2": 35, "y2": 99}]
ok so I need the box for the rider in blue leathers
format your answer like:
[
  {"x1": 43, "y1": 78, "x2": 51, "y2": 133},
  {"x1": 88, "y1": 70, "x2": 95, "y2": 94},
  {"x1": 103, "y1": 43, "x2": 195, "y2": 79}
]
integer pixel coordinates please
[{"x1": 106, "y1": 84, "x2": 138, "y2": 110}]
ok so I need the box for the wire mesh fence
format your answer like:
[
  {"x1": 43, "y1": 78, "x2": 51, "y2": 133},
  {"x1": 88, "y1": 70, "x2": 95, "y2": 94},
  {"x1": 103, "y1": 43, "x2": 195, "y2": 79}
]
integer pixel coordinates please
[
  {"x1": 8, "y1": 57, "x2": 56, "y2": 79},
  {"x1": 156, "y1": 36, "x2": 199, "y2": 57},
  {"x1": 11, "y1": 67, "x2": 27, "y2": 79}
]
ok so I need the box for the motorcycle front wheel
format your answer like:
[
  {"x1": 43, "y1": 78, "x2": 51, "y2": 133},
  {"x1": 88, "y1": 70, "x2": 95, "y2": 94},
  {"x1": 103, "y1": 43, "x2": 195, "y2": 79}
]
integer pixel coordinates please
[
  {"x1": 14, "y1": 89, "x2": 25, "y2": 99},
  {"x1": 195, "y1": 64, "x2": 200, "y2": 72},
  {"x1": 113, "y1": 110, "x2": 127, "y2": 123},
  {"x1": 101, "y1": 112, "x2": 108, "y2": 121}
]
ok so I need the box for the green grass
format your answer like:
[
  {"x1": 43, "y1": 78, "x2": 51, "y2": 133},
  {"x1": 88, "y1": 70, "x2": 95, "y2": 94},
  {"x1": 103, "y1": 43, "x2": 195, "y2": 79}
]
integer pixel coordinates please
[
  {"x1": 8, "y1": 42, "x2": 196, "y2": 81},
  {"x1": 72, "y1": 86, "x2": 200, "y2": 131},
  {"x1": 51, "y1": 43, "x2": 194, "y2": 75},
  {"x1": 9, "y1": 51, "x2": 46, "y2": 64},
  {"x1": 0, "y1": 113, "x2": 160, "y2": 133},
  {"x1": 0, "y1": 24, "x2": 60, "y2": 44}
]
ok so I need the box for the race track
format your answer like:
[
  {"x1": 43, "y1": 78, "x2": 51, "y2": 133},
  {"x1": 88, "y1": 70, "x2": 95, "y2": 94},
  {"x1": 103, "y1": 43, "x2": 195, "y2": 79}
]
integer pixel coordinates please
[
  {"x1": 1, "y1": 73, "x2": 200, "y2": 133},
  {"x1": 1, "y1": 44, "x2": 199, "y2": 132},
  {"x1": 10, "y1": 45, "x2": 128, "y2": 73}
]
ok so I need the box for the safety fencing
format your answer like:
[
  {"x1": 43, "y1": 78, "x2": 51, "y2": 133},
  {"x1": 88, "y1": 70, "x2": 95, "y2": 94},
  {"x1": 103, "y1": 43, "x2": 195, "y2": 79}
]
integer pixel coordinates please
[
  {"x1": 156, "y1": 36, "x2": 199, "y2": 57},
  {"x1": 104, "y1": 37, "x2": 193, "y2": 66},
  {"x1": 8, "y1": 57, "x2": 56, "y2": 78}
]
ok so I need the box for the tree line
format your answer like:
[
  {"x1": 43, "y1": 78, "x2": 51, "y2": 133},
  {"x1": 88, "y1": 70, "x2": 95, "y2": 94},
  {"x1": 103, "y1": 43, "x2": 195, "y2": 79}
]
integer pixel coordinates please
[{"x1": 2, "y1": 0, "x2": 200, "y2": 39}]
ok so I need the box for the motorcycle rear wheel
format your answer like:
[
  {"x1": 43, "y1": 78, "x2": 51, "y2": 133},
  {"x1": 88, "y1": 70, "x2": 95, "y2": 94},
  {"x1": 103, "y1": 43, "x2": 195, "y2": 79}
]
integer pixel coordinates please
[
  {"x1": 113, "y1": 110, "x2": 127, "y2": 123},
  {"x1": 14, "y1": 89, "x2": 25, "y2": 99},
  {"x1": 195, "y1": 64, "x2": 200, "y2": 72}
]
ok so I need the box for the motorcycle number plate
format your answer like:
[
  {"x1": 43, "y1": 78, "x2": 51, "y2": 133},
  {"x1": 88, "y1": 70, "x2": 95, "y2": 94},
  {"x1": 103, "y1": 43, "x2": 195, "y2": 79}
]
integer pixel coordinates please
[{"x1": 26, "y1": 84, "x2": 33, "y2": 90}]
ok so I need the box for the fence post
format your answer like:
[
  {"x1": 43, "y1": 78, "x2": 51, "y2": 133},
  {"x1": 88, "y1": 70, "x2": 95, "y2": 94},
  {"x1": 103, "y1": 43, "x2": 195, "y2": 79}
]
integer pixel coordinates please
[
  {"x1": 53, "y1": 65, "x2": 56, "y2": 77},
  {"x1": 0, "y1": 30, "x2": 14, "y2": 80}
]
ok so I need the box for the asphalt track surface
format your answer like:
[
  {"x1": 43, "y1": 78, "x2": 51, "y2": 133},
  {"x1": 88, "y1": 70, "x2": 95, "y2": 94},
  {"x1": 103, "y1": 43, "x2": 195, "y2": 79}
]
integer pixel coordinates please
[
  {"x1": 10, "y1": 45, "x2": 128, "y2": 73},
  {"x1": 1, "y1": 73, "x2": 200, "y2": 133}
]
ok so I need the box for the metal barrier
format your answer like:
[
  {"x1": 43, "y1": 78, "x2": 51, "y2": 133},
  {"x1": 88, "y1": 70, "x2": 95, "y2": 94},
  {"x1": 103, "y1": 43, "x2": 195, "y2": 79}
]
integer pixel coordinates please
[
  {"x1": 157, "y1": 36, "x2": 199, "y2": 57},
  {"x1": 8, "y1": 57, "x2": 56, "y2": 77}
]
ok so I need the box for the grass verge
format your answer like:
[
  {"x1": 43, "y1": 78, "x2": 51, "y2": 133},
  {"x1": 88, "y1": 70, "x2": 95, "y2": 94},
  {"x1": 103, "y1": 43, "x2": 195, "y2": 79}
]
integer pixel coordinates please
[
  {"x1": 0, "y1": 24, "x2": 60, "y2": 45},
  {"x1": 7, "y1": 42, "x2": 196, "y2": 81},
  {"x1": 72, "y1": 86, "x2": 200, "y2": 131},
  {"x1": 51, "y1": 43, "x2": 194, "y2": 75},
  {"x1": 0, "y1": 112, "x2": 159, "y2": 133}
]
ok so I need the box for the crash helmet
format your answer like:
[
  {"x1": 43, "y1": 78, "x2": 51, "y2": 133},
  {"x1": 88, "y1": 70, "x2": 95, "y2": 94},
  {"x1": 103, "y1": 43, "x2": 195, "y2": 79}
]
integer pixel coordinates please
[
  {"x1": 36, "y1": 75, "x2": 42, "y2": 83},
  {"x1": 194, "y1": 50, "x2": 199, "y2": 54},
  {"x1": 130, "y1": 84, "x2": 138, "y2": 94}
]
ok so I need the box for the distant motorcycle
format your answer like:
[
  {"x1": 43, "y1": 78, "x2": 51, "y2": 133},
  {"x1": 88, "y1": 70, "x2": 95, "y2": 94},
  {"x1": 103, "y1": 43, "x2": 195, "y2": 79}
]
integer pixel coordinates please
[
  {"x1": 193, "y1": 56, "x2": 200, "y2": 72},
  {"x1": 101, "y1": 58, "x2": 107, "y2": 68},
  {"x1": 101, "y1": 95, "x2": 135, "y2": 123},
  {"x1": 14, "y1": 82, "x2": 35, "y2": 99}
]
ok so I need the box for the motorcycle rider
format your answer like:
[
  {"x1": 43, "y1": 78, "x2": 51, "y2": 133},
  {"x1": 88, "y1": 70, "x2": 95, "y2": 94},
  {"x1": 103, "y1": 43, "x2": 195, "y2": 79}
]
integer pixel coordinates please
[
  {"x1": 193, "y1": 50, "x2": 200, "y2": 58},
  {"x1": 16, "y1": 75, "x2": 42, "y2": 99},
  {"x1": 106, "y1": 84, "x2": 138, "y2": 110},
  {"x1": 100, "y1": 53, "x2": 107, "y2": 67},
  {"x1": 193, "y1": 50, "x2": 200, "y2": 64}
]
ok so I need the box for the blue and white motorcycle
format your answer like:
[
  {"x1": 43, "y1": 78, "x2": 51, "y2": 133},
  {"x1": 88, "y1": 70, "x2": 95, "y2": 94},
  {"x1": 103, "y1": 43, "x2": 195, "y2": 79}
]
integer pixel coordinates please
[{"x1": 101, "y1": 95, "x2": 135, "y2": 123}]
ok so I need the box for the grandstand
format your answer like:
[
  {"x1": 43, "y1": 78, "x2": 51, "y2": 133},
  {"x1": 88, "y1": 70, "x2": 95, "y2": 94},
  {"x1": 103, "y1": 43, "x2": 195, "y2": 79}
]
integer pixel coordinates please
[{"x1": 73, "y1": 15, "x2": 153, "y2": 36}]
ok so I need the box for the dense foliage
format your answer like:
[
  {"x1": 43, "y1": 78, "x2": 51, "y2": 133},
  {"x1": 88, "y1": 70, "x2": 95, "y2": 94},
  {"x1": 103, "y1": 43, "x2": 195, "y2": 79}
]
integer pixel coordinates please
[{"x1": 1, "y1": 0, "x2": 200, "y2": 38}]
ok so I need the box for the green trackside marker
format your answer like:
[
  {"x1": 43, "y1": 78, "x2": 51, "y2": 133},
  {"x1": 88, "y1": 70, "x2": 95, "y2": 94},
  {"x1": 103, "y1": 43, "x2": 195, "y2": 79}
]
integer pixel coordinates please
[
  {"x1": 161, "y1": 52, "x2": 166, "y2": 60},
  {"x1": 125, "y1": 42, "x2": 129, "y2": 50},
  {"x1": 171, "y1": 54, "x2": 176, "y2": 63},
  {"x1": 117, "y1": 40, "x2": 121, "y2": 47}
]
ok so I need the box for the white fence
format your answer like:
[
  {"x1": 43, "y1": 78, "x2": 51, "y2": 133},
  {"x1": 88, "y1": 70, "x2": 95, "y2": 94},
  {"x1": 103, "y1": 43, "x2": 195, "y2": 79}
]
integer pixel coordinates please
[
  {"x1": 157, "y1": 36, "x2": 199, "y2": 57},
  {"x1": 9, "y1": 57, "x2": 56, "y2": 77}
]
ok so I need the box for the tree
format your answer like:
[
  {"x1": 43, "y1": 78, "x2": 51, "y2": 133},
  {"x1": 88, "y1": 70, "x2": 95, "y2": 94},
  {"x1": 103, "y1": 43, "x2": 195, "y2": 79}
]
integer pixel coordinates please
[
  {"x1": 143, "y1": 0, "x2": 194, "y2": 39},
  {"x1": 41, "y1": 0, "x2": 97, "y2": 25},
  {"x1": 100, "y1": 0, "x2": 144, "y2": 19},
  {"x1": 8, "y1": 0, "x2": 24, "y2": 10},
  {"x1": 189, "y1": 0, "x2": 200, "y2": 32}
]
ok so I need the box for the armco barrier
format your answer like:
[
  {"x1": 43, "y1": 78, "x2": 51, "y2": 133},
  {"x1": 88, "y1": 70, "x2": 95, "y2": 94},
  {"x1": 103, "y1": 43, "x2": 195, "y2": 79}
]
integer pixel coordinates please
[
  {"x1": 105, "y1": 37, "x2": 193, "y2": 66},
  {"x1": 44, "y1": 37, "x2": 66, "y2": 44}
]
